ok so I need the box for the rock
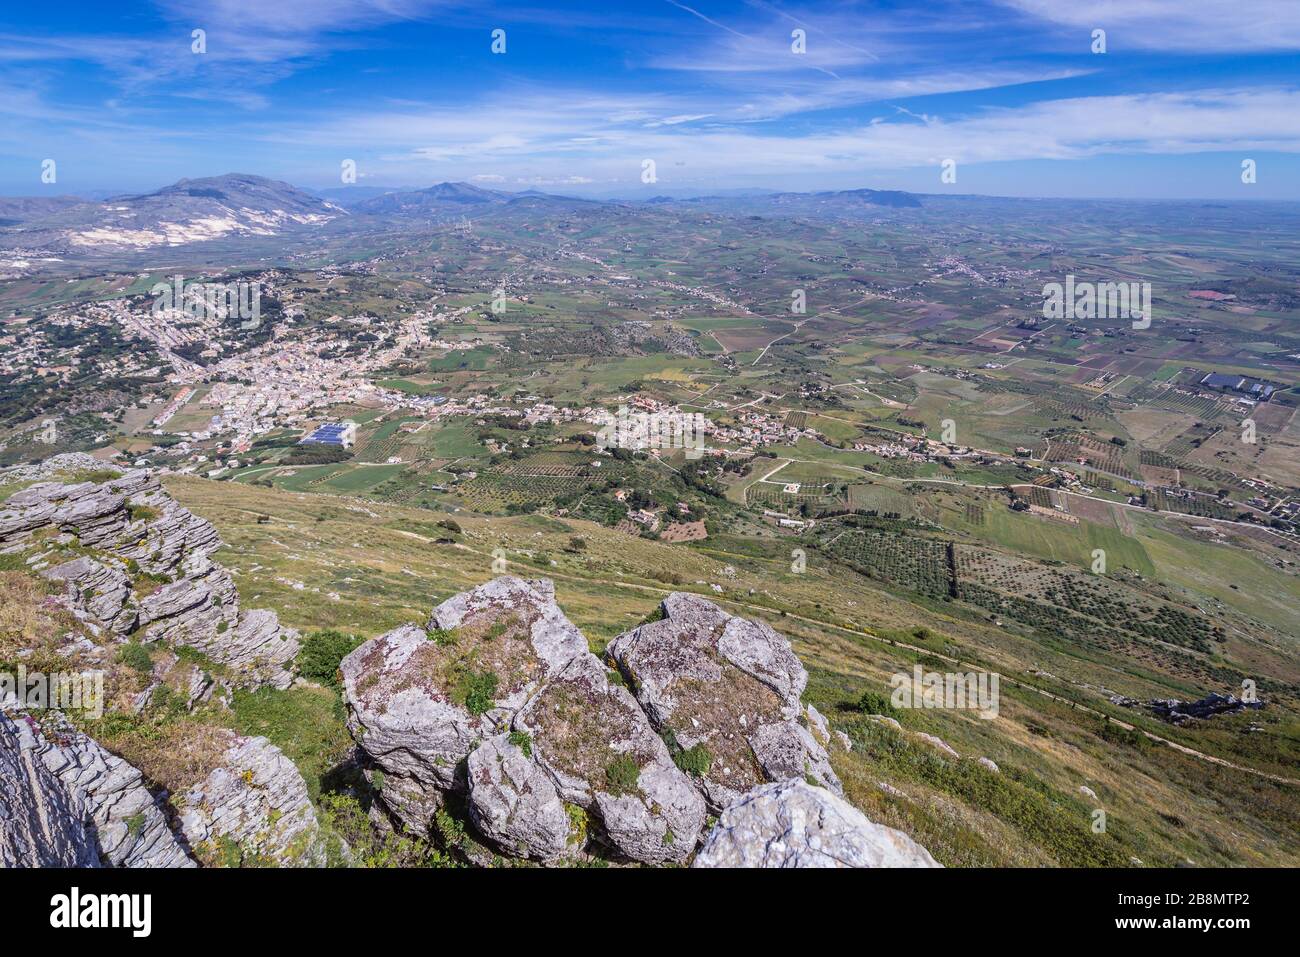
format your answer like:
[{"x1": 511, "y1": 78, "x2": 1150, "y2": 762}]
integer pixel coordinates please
[
  {"x1": 0, "y1": 469, "x2": 295, "y2": 690},
  {"x1": 466, "y1": 734, "x2": 571, "y2": 860},
  {"x1": 19, "y1": 713, "x2": 193, "y2": 867},
  {"x1": 977, "y1": 757, "x2": 999, "y2": 773},
  {"x1": 1079, "y1": 785, "x2": 1098, "y2": 801},
  {"x1": 866, "y1": 714, "x2": 901, "y2": 730},
  {"x1": 341, "y1": 577, "x2": 588, "y2": 834},
  {"x1": 40, "y1": 556, "x2": 137, "y2": 635},
  {"x1": 877, "y1": 780, "x2": 909, "y2": 800},
  {"x1": 1149, "y1": 693, "x2": 1264, "y2": 725},
  {"x1": 179, "y1": 734, "x2": 328, "y2": 867},
  {"x1": 834, "y1": 730, "x2": 853, "y2": 752},
  {"x1": 916, "y1": 732, "x2": 959, "y2": 759},
  {"x1": 693, "y1": 780, "x2": 941, "y2": 868},
  {"x1": 607, "y1": 592, "x2": 840, "y2": 809},
  {"x1": 0, "y1": 712, "x2": 101, "y2": 867},
  {"x1": 515, "y1": 653, "x2": 705, "y2": 864},
  {"x1": 805, "y1": 702, "x2": 831, "y2": 745}
]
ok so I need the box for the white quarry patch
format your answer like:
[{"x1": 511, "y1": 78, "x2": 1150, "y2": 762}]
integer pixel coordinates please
[
  {"x1": 69, "y1": 226, "x2": 167, "y2": 247},
  {"x1": 67, "y1": 204, "x2": 336, "y2": 248}
]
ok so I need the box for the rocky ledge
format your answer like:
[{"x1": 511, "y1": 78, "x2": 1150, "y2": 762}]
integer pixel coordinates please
[{"x1": 0, "y1": 467, "x2": 298, "y2": 689}]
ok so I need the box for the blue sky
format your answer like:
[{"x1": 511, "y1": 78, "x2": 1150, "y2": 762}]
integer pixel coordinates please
[{"x1": 2, "y1": 0, "x2": 1299, "y2": 198}]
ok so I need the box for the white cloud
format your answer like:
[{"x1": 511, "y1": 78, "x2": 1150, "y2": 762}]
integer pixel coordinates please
[{"x1": 998, "y1": 0, "x2": 1300, "y2": 51}]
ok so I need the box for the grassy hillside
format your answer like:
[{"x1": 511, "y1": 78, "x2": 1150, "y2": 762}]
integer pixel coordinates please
[{"x1": 166, "y1": 475, "x2": 1300, "y2": 867}]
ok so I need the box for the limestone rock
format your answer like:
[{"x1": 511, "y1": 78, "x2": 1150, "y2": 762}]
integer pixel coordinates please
[
  {"x1": 0, "y1": 712, "x2": 101, "y2": 867},
  {"x1": 466, "y1": 733, "x2": 571, "y2": 860},
  {"x1": 607, "y1": 592, "x2": 840, "y2": 809},
  {"x1": 693, "y1": 780, "x2": 941, "y2": 869},
  {"x1": 341, "y1": 577, "x2": 587, "y2": 834},
  {"x1": 516, "y1": 653, "x2": 705, "y2": 864},
  {"x1": 40, "y1": 556, "x2": 137, "y2": 635},
  {"x1": 977, "y1": 757, "x2": 999, "y2": 773},
  {"x1": 916, "y1": 732, "x2": 959, "y2": 759},
  {"x1": 179, "y1": 734, "x2": 328, "y2": 867},
  {"x1": 0, "y1": 469, "x2": 296, "y2": 690},
  {"x1": 20, "y1": 714, "x2": 193, "y2": 867}
]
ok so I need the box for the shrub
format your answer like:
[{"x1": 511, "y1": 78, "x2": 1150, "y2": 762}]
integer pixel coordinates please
[
  {"x1": 298, "y1": 629, "x2": 364, "y2": 689},
  {"x1": 117, "y1": 642, "x2": 154, "y2": 673},
  {"x1": 508, "y1": 730, "x2": 533, "y2": 757},
  {"x1": 455, "y1": 670, "x2": 498, "y2": 716},
  {"x1": 426, "y1": 627, "x2": 457, "y2": 646},
  {"x1": 604, "y1": 754, "x2": 641, "y2": 796},
  {"x1": 673, "y1": 743, "x2": 712, "y2": 777},
  {"x1": 127, "y1": 503, "x2": 159, "y2": 524},
  {"x1": 856, "y1": 690, "x2": 899, "y2": 717}
]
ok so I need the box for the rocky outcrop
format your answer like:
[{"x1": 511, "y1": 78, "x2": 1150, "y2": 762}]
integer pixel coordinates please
[
  {"x1": 41, "y1": 556, "x2": 137, "y2": 636},
  {"x1": 179, "y1": 733, "x2": 328, "y2": 867},
  {"x1": 0, "y1": 468, "x2": 298, "y2": 689},
  {"x1": 6, "y1": 712, "x2": 194, "y2": 867},
  {"x1": 606, "y1": 592, "x2": 840, "y2": 809},
  {"x1": 341, "y1": 578, "x2": 588, "y2": 835},
  {"x1": 338, "y1": 578, "x2": 927, "y2": 868},
  {"x1": 693, "y1": 780, "x2": 941, "y2": 869},
  {"x1": 0, "y1": 712, "x2": 101, "y2": 867}
]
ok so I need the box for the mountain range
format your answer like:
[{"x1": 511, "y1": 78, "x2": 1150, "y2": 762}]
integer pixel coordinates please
[{"x1": 0, "y1": 173, "x2": 924, "y2": 259}]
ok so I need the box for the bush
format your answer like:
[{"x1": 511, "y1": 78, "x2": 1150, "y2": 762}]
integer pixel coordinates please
[
  {"x1": 856, "y1": 690, "x2": 899, "y2": 717},
  {"x1": 604, "y1": 754, "x2": 641, "y2": 796},
  {"x1": 117, "y1": 642, "x2": 154, "y2": 673},
  {"x1": 426, "y1": 627, "x2": 457, "y2": 646},
  {"x1": 673, "y1": 743, "x2": 712, "y2": 777},
  {"x1": 298, "y1": 629, "x2": 364, "y2": 689},
  {"x1": 454, "y1": 670, "x2": 498, "y2": 716},
  {"x1": 508, "y1": 730, "x2": 533, "y2": 757}
]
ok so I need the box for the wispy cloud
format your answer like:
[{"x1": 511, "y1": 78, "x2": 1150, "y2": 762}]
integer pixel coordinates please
[{"x1": 998, "y1": 0, "x2": 1300, "y2": 52}]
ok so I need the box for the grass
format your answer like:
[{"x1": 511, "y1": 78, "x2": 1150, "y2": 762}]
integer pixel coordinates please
[
  {"x1": 159, "y1": 473, "x2": 1300, "y2": 866},
  {"x1": 229, "y1": 686, "x2": 354, "y2": 801}
]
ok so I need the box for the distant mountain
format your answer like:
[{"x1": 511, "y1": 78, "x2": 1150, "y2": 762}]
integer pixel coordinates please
[
  {"x1": 624, "y1": 186, "x2": 921, "y2": 214},
  {"x1": 0, "y1": 174, "x2": 345, "y2": 253},
  {"x1": 349, "y1": 181, "x2": 605, "y2": 220},
  {"x1": 758, "y1": 187, "x2": 923, "y2": 210},
  {"x1": 0, "y1": 195, "x2": 86, "y2": 227},
  {"x1": 352, "y1": 182, "x2": 509, "y2": 216},
  {"x1": 307, "y1": 185, "x2": 421, "y2": 207}
]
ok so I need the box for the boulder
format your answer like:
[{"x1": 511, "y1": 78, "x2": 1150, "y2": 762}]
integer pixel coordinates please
[
  {"x1": 916, "y1": 732, "x2": 959, "y2": 758},
  {"x1": 466, "y1": 734, "x2": 572, "y2": 860},
  {"x1": 179, "y1": 734, "x2": 328, "y2": 867},
  {"x1": 607, "y1": 592, "x2": 839, "y2": 808},
  {"x1": 0, "y1": 712, "x2": 101, "y2": 867},
  {"x1": 40, "y1": 556, "x2": 137, "y2": 635},
  {"x1": 341, "y1": 578, "x2": 587, "y2": 834},
  {"x1": 693, "y1": 780, "x2": 941, "y2": 869},
  {"x1": 514, "y1": 653, "x2": 705, "y2": 864}
]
